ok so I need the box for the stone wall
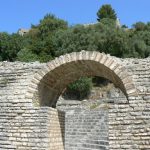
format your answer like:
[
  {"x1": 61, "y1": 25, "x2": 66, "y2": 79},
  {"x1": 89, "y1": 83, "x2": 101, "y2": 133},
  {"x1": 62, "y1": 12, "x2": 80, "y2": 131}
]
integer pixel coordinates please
[
  {"x1": 0, "y1": 51, "x2": 150, "y2": 149},
  {"x1": 57, "y1": 96, "x2": 109, "y2": 150},
  {"x1": 0, "y1": 106, "x2": 65, "y2": 150},
  {"x1": 118, "y1": 58, "x2": 150, "y2": 149},
  {"x1": 0, "y1": 62, "x2": 65, "y2": 150},
  {"x1": 65, "y1": 109, "x2": 108, "y2": 150}
]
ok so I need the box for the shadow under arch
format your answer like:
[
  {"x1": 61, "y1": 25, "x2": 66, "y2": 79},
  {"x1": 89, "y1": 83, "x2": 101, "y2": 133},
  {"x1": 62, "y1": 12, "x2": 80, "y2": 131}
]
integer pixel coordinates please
[{"x1": 25, "y1": 51, "x2": 138, "y2": 107}]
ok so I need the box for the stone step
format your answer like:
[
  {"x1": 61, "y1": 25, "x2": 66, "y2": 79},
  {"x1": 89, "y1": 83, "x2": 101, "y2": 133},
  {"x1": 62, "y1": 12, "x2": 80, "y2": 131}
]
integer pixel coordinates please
[
  {"x1": 65, "y1": 143, "x2": 109, "y2": 150},
  {"x1": 81, "y1": 139, "x2": 109, "y2": 145}
]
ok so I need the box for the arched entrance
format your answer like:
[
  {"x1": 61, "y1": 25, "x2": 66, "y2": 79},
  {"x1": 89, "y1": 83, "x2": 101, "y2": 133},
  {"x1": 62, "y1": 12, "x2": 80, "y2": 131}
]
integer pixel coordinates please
[
  {"x1": 26, "y1": 51, "x2": 137, "y2": 106},
  {"x1": 25, "y1": 51, "x2": 138, "y2": 150}
]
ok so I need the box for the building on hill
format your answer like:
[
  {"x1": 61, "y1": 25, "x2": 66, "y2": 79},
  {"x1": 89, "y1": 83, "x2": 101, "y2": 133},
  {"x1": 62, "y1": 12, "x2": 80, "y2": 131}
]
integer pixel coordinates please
[
  {"x1": 84, "y1": 18, "x2": 122, "y2": 29},
  {"x1": 116, "y1": 18, "x2": 121, "y2": 28},
  {"x1": 18, "y1": 28, "x2": 30, "y2": 36}
]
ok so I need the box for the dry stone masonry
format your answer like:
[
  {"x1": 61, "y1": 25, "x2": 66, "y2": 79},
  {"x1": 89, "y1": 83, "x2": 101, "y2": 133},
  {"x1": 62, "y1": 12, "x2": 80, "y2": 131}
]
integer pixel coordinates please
[{"x1": 0, "y1": 51, "x2": 150, "y2": 150}]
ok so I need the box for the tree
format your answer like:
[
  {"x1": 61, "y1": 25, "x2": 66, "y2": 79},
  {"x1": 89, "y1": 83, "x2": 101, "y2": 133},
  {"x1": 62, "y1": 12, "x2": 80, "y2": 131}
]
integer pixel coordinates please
[
  {"x1": 133, "y1": 22, "x2": 146, "y2": 31},
  {"x1": 97, "y1": 4, "x2": 117, "y2": 21},
  {"x1": 21, "y1": 14, "x2": 68, "y2": 62},
  {"x1": 64, "y1": 77, "x2": 92, "y2": 100},
  {"x1": 17, "y1": 48, "x2": 39, "y2": 62},
  {"x1": 0, "y1": 32, "x2": 23, "y2": 61},
  {"x1": 52, "y1": 25, "x2": 96, "y2": 57},
  {"x1": 38, "y1": 14, "x2": 68, "y2": 38},
  {"x1": 122, "y1": 24, "x2": 128, "y2": 28}
]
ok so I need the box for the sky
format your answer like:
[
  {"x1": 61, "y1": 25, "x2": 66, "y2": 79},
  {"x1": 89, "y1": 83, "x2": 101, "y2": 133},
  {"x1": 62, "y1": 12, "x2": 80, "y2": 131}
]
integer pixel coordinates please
[{"x1": 0, "y1": 0, "x2": 150, "y2": 33}]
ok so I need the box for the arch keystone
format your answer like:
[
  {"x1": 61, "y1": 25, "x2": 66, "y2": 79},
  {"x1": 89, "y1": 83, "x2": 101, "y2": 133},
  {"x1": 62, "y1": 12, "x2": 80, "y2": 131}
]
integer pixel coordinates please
[{"x1": 64, "y1": 53, "x2": 72, "y2": 63}]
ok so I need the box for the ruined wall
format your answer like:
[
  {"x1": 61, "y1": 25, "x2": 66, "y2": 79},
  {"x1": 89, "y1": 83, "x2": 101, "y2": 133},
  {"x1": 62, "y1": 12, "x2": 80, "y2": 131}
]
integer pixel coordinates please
[
  {"x1": 57, "y1": 98, "x2": 110, "y2": 150},
  {"x1": 0, "y1": 107, "x2": 65, "y2": 150},
  {"x1": 0, "y1": 51, "x2": 150, "y2": 150},
  {"x1": 65, "y1": 109, "x2": 108, "y2": 150},
  {"x1": 0, "y1": 62, "x2": 65, "y2": 150},
  {"x1": 107, "y1": 57, "x2": 150, "y2": 150}
]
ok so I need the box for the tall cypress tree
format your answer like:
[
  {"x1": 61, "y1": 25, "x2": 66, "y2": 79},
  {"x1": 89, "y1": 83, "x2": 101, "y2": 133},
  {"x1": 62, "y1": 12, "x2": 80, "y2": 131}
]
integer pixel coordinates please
[{"x1": 97, "y1": 4, "x2": 117, "y2": 21}]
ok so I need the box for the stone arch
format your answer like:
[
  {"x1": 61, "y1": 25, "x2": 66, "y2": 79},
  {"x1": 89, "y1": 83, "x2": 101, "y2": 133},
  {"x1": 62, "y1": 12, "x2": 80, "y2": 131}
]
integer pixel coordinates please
[{"x1": 25, "y1": 51, "x2": 138, "y2": 107}]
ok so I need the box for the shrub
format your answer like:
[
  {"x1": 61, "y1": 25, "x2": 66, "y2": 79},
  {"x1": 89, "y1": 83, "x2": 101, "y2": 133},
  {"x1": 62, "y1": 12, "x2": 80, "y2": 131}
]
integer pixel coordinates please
[{"x1": 64, "y1": 77, "x2": 92, "y2": 100}]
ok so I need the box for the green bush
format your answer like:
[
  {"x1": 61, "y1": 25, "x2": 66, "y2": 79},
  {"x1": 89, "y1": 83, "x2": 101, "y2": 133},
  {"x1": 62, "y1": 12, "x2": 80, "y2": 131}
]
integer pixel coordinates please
[
  {"x1": 64, "y1": 77, "x2": 92, "y2": 100},
  {"x1": 17, "y1": 48, "x2": 39, "y2": 62}
]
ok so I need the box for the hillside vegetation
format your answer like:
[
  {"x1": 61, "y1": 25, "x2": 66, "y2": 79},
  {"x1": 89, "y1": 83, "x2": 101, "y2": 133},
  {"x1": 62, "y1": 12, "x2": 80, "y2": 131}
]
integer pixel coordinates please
[
  {"x1": 0, "y1": 4, "x2": 150, "y2": 62},
  {"x1": 0, "y1": 4, "x2": 149, "y2": 98}
]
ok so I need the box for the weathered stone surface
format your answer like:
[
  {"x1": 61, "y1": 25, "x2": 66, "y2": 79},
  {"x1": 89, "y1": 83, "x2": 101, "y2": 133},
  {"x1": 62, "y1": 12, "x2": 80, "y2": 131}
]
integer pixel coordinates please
[{"x1": 0, "y1": 51, "x2": 150, "y2": 150}]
